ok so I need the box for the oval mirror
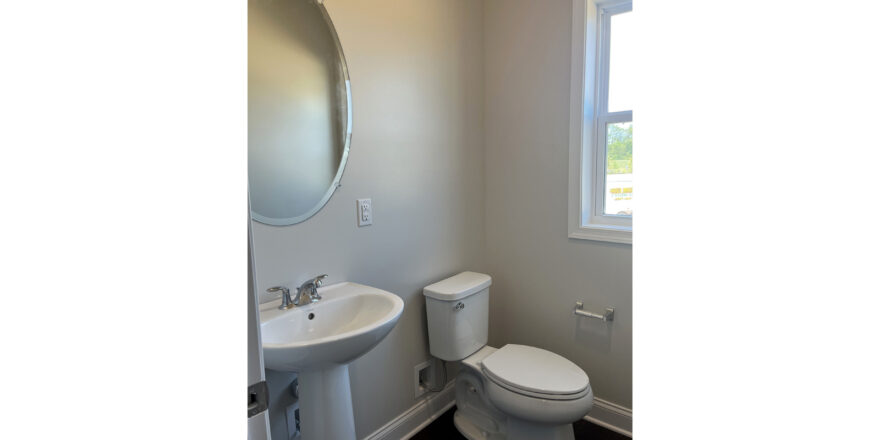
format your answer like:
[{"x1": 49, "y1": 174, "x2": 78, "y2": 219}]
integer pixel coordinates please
[{"x1": 248, "y1": 0, "x2": 352, "y2": 226}]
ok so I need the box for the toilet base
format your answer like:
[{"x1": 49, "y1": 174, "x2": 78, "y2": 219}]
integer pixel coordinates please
[
  {"x1": 454, "y1": 409, "x2": 576, "y2": 440},
  {"x1": 454, "y1": 409, "x2": 506, "y2": 440},
  {"x1": 453, "y1": 367, "x2": 507, "y2": 439},
  {"x1": 452, "y1": 346, "x2": 587, "y2": 440},
  {"x1": 506, "y1": 418, "x2": 574, "y2": 440}
]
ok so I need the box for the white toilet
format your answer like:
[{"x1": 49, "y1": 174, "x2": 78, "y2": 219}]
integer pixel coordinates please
[{"x1": 423, "y1": 272, "x2": 593, "y2": 440}]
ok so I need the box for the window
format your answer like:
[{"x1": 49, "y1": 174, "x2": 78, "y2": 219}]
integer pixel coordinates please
[{"x1": 568, "y1": 0, "x2": 632, "y2": 243}]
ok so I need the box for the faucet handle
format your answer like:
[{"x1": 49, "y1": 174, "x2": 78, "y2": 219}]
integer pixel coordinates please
[
  {"x1": 311, "y1": 274, "x2": 328, "y2": 300},
  {"x1": 298, "y1": 274, "x2": 328, "y2": 290},
  {"x1": 266, "y1": 286, "x2": 289, "y2": 296},
  {"x1": 267, "y1": 286, "x2": 295, "y2": 310}
]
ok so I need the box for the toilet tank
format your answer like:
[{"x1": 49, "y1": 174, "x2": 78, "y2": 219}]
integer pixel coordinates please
[{"x1": 423, "y1": 271, "x2": 492, "y2": 361}]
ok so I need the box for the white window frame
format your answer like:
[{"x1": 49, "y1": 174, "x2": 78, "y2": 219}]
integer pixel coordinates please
[{"x1": 568, "y1": 0, "x2": 632, "y2": 244}]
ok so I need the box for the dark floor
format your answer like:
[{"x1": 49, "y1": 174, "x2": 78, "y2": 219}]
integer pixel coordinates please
[{"x1": 411, "y1": 406, "x2": 630, "y2": 440}]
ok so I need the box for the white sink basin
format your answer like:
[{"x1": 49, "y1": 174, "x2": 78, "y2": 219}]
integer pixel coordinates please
[
  {"x1": 260, "y1": 282, "x2": 404, "y2": 371},
  {"x1": 258, "y1": 281, "x2": 404, "y2": 440}
]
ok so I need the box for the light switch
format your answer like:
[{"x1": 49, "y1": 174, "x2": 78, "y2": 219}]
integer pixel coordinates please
[{"x1": 357, "y1": 198, "x2": 372, "y2": 227}]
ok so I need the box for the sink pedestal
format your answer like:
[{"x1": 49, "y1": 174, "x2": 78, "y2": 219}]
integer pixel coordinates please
[{"x1": 298, "y1": 364, "x2": 356, "y2": 440}]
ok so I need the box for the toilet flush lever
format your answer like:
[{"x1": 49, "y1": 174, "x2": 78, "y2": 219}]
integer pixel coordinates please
[
  {"x1": 454, "y1": 302, "x2": 465, "y2": 311},
  {"x1": 574, "y1": 301, "x2": 614, "y2": 322}
]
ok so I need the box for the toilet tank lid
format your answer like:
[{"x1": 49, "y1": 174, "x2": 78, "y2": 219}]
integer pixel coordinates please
[{"x1": 423, "y1": 271, "x2": 492, "y2": 301}]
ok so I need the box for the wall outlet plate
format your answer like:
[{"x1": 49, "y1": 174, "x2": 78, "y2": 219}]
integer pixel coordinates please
[{"x1": 357, "y1": 198, "x2": 372, "y2": 227}]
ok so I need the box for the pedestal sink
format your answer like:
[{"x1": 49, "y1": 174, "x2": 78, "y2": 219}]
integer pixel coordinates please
[{"x1": 260, "y1": 282, "x2": 404, "y2": 440}]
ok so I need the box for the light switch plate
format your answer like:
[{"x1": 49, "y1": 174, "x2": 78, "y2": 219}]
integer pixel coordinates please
[{"x1": 357, "y1": 198, "x2": 372, "y2": 227}]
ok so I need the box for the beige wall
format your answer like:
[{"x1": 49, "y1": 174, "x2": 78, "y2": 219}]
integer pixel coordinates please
[
  {"x1": 249, "y1": 0, "x2": 485, "y2": 438},
  {"x1": 482, "y1": 0, "x2": 633, "y2": 408}
]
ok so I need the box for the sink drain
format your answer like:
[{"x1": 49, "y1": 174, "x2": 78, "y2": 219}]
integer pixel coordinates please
[{"x1": 308, "y1": 313, "x2": 315, "y2": 320}]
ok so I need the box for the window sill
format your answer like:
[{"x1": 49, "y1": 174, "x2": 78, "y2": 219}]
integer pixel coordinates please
[{"x1": 569, "y1": 223, "x2": 632, "y2": 244}]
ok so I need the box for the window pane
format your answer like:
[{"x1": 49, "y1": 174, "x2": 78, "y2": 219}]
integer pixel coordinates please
[
  {"x1": 604, "y1": 121, "x2": 632, "y2": 216},
  {"x1": 607, "y1": 11, "x2": 633, "y2": 113}
]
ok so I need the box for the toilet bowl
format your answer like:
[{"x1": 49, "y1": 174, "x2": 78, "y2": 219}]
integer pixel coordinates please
[{"x1": 423, "y1": 272, "x2": 594, "y2": 440}]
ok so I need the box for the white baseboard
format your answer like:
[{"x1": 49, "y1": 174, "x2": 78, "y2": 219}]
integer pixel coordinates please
[
  {"x1": 584, "y1": 397, "x2": 632, "y2": 437},
  {"x1": 362, "y1": 381, "x2": 631, "y2": 440},
  {"x1": 362, "y1": 382, "x2": 456, "y2": 440}
]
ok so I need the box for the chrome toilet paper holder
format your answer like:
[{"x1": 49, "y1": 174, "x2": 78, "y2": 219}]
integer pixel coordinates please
[{"x1": 573, "y1": 301, "x2": 614, "y2": 322}]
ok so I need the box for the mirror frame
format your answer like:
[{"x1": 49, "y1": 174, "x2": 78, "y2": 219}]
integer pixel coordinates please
[{"x1": 250, "y1": 1, "x2": 353, "y2": 226}]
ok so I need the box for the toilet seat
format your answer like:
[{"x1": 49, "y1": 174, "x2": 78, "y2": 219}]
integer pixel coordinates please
[{"x1": 481, "y1": 344, "x2": 590, "y2": 401}]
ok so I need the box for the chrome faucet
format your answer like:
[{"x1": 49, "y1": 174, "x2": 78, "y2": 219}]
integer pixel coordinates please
[
  {"x1": 266, "y1": 275, "x2": 328, "y2": 310},
  {"x1": 294, "y1": 274, "x2": 328, "y2": 306}
]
